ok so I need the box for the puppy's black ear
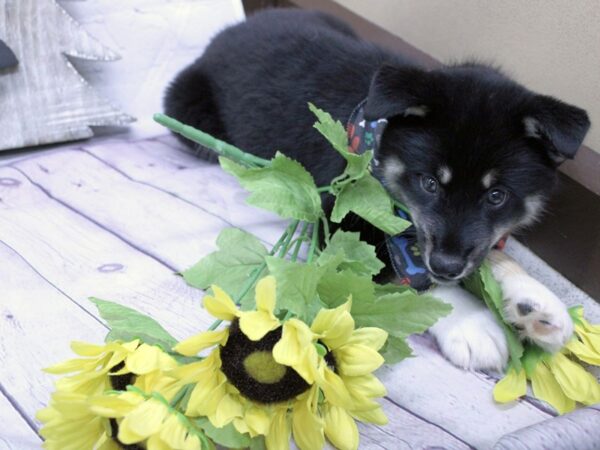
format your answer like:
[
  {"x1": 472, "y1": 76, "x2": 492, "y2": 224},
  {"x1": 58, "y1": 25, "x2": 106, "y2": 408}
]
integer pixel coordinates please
[
  {"x1": 523, "y1": 95, "x2": 590, "y2": 164},
  {"x1": 364, "y1": 65, "x2": 436, "y2": 120}
]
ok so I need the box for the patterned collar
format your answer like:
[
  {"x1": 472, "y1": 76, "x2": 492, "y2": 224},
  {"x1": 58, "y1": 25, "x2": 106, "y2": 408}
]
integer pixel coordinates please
[{"x1": 346, "y1": 99, "x2": 507, "y2": 291}]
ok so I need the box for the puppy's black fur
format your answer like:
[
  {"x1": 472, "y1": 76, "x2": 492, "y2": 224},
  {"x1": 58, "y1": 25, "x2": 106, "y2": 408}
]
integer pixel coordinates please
[{"x1": 164, "y1": 9, "x2": 590, "y2": 282}]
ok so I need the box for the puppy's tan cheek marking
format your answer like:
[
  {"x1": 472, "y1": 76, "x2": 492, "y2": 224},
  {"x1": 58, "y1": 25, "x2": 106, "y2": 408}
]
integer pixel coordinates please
[
  {"x1": 482, "y1": 170, "x2": 496, "y2": 189},
  {"x1": 437, "y1": 166, "x2": 452, "y2": 185}
]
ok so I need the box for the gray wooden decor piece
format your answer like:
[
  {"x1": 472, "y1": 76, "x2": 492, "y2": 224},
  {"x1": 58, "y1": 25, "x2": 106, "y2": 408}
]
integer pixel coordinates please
[
  {"x1": 0, "y1": 0, "x2": 134, "y2": 152},
  {"x1": 494, "y1": 405, "x2": 600, "y2": 450}
]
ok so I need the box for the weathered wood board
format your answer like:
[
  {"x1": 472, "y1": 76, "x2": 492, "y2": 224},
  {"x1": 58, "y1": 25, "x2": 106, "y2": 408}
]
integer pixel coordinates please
[{"x1": 1, "y1": 135, "x2": 599, "y2": 449}]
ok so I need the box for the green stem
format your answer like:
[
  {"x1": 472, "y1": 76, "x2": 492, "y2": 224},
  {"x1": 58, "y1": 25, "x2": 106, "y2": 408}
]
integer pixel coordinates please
[
  {"x1": 153, "y1": 113, "x2": 270, "y2": 167},
  {"x1": 206, "y1": 221, "x2": 299, "y2": 331},
  {"x1": 317, "y1": 185, "x2": 332, "y2": 193},
  {"x1": 277, "y1": 220, "x2": 300, "y2": 258},
  {"x1": 320, "y1": 216, "x2": 331, "y2": 245},
  {"x1": 306, "y1": 223, "x2": 319, "y2": 264},
  {"x1": 291, "y1": 222, "x2": 310, "y2": 262}
]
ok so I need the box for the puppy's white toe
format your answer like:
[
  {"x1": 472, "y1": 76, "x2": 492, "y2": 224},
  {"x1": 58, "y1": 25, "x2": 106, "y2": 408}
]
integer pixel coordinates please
[
  {"x1": 500, "y1": 274, "x2": 573, "y2": 353},
  {"x1": 429, "y1": 286, "x2": 509, "y2": 371}
]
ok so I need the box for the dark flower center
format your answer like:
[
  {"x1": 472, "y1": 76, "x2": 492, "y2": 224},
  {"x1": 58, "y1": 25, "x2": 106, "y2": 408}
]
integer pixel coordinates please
[{"x1": 220, "y1": 320, "x2": 310, "y2": 403}]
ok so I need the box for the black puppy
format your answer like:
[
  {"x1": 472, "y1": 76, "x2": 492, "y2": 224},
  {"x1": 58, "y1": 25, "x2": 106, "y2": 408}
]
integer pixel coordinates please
[{"x1": 164, "y1": 9, "x2": 589, "y2": 370}]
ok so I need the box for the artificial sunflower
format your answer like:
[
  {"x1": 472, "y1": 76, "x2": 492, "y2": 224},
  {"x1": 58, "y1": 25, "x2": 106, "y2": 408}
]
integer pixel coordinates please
[
  {"x1": 172, "y1": 276, "x2": 318, "y2": 446},
  {"x1": 90, "y1": 389, "x2": 211, "y2": 450},
  {"x1": 39, "y1": 341, "x2": 182, "y2": 449},
  {"x1": 494, "y1": 308, "x2": 600, "y2": 414},
  {"x1": 37, "y1": 391, "x2": 119, "y2": 450},
  {"x1": 44, "y1": 340, "x2": 178, "y2": 396},
  {"x1": 273, "y1": 300, "x2": 389, "y2": 450}
]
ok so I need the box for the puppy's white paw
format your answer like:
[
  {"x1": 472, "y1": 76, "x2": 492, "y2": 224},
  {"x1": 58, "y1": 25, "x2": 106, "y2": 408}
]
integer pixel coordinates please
[
  {"x1": 500, "y1": 274, "x2": 573, "y2": 353},
  {"x1": 429, "y1": 286, "x2": 509, "y2": 371}
]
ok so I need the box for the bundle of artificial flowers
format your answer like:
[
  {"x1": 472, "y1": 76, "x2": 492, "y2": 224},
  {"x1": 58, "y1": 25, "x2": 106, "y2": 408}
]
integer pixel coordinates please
[{"x1": 37, "y1": 105, "x2": 600, "y2": 450}]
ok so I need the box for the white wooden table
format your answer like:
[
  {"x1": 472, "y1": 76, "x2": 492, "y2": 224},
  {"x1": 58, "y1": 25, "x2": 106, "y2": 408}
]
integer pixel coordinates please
[{"x1": 1, "y1": 134, "x2": 599, "y2": 450}]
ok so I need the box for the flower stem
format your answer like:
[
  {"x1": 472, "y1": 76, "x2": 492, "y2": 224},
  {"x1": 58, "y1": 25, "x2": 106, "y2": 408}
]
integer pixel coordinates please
[
  {"x1": 153, "y1": 113, "x2": 270, "y2": 167},
  {"x1": 291, "y1": 222, "x2": 310, "y2": 262},
  {"x1": 206, "y1": 221, "x2": 300, "y2": 331},
  {"x1": 306, "y1": 223, "x2": 319, "y2": 264}
]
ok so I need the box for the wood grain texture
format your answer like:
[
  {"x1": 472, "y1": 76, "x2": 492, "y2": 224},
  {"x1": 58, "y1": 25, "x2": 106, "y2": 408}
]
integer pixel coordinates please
[
  {"x1": 0, "y1": 391, "x2": 40, "y2": 450},
  {"x1": 0, "y1": 0, "x2": 133, "y2": 152},
  {"x1": 494, "y1": 405, "x2": 600, "y2": 450},
  {"x1": 2, "y1": 136, "x2": 600, "y2": 449},
  {"x1": 0, "y1": 240, "x2": 107, "y2": 422},
  {"x1": 0, "y1": 152, "x2": 465, "y2": 450}
]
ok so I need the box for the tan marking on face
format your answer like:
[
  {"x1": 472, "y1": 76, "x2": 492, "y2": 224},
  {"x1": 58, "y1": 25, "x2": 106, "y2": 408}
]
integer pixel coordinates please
[
  {"x1": 481, "y1": 170, "x2": 496, "y2": 189},
  {"x1": 437, "y1": 166, "x2": 452, "y2": 185}
]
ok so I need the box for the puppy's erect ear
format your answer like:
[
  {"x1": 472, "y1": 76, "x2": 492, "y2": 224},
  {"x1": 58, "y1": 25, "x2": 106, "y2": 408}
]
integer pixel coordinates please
[
  {"x1": 364, "y1": 65, "x2": 437, "y2": 120},
  {"x1": 523, "y1": 95, "x2": 590, "y2": 164}
]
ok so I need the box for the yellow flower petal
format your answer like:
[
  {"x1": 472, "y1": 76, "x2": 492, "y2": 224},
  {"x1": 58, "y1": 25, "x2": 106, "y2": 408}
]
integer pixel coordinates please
[
  {"x1": 345, "y1": 374, "x2": 387, "y2": 398},
  {"x1": 239, "y1": 311, "x2": 280, "y2": 341},
  {"x1": 212, "y1": 393, "x2": 244, "y2": 428},
  {"x1": 293, "y1": 389, "x2": 324, "y2": 450},
  {"x1": 335, "y1": 344, "x2": 385, "y2": 376},
  {"x1": 566, "y1": 338, "x2": 600, "y2": 365},
  {"x1": 317, "y1": 366, "x2": 354, "y2": 409},
  {"x1": 531, "y1": 362, "x2": 576, "y2": 414},
  {"x1": 346, "y1": 327, "x2": 388, "y2": 351},
  {"x1": 578, "y1": 328, "x2": 600, "y2": 354},
  {"x1": 89, "y1": 393, "x2": 142, "y2": 417},
  {"x1": 173, "y1": 329, "x2": 229, "y2": 356},
  {"x1": 159, "y1": 414, "x2": 188, "y2": 449},
  {"x1": 245, "y1": 407, "x2": 271, "y2": 437},
  {"x1": 352, "y1": 406, "x2": 388, "y2": 425},
  {"x1": 311, "y1": 301, "x2": 354, "y2": 349},
  {"x1": 493, "y1": 367, "x2": 527, "y2": 403},
  {"x1": 125, "y1": 344, "x2": 177, "y2": 374},
  {"x1": 324, "y1": 404, "x2": 359, "y2": 450},
  {"x1": 548, "y1": 353, "x2": 600, "y2": 404},
  {"x1": 186, "y1": 372, "x2": 227, "y2": 417},
  {"x1": 146, "y1": 434, "x2": 171, "y2": 450},
  {"x1": 118, "y1": 399, "x2": 169, "y2": 444},
  {"x1": 273, "y1": 319, "x2": 314, "y2": 365},
  {"x1": 255, "y1": 275, "x2": 277, "y2": 314},
  {"x1": 204, "y1": 286, "x2": 239, "y2": 321},
  {"x1": 265, "y1": 409, "x2": 290, "y2": 450}
]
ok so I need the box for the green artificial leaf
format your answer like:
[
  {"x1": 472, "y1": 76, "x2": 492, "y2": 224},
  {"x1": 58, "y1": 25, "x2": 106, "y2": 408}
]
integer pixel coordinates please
[
  {"x1": 331, "y1": 174, "x2": 411, "y2": 235},
  {"x1": 90, "y1": 298, "x2": 177, "y2": 351},
  {"x1": 317, "y1": 270, "x2": 376, "y2": 309},
  {"x1": 317, "y1": 230, "x2": 385, "y2": 276},
  {"x1": 265, "y1": 256, "x2": 326, "y2": 321},
  {"x1": 249, "y1": 436, "x2": 267, "y2": 450},
  {"x1": 380, "y1": 335, "x2": 413, "y2": 364},
  {"x1": 220, "y1": 153, "x2": 323, "y2": 222},
  {"x1": 308, "y1": 103, "x2": 373, "y2": 183},
  {"x1": 195, "y1": 418, "x2": 251, "y2": 449},
  {"x1": 373, "y1": 282, "x2": 412, "y2": 297},
  {"x1": 181, "y1": 228, "x2": 268, "y2": 309},
  {"x1": 352, "y1": 291, "x2": 453, "y2": 337},
  {"x1": 463, "y1": 263, "x2": 525, "y2": 371}
]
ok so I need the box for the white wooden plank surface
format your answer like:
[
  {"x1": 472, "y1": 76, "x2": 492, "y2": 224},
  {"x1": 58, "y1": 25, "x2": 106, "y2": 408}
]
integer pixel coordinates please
[
  {"x1": 81, "y1": 136, "x2": 557, "y2": 447},
  {"x1": 7, "y1": 137, "x2": 557, "y2": 447},
  {"x1": 0, "y1": 391, "x2": 40, "y2": 450},
  {"x1": 0, "y1": 158, "x2": 468, "y2": 449},
  {"x1": 0, "y1": 240, "x2": 107, "y2": 421},
  {"x1": 0, "y1": 166, "x2": 211, "y2": 341}
]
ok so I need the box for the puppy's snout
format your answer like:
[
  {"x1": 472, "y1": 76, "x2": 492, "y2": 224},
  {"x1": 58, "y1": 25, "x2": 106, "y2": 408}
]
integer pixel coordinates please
[{"x1": 428, "y1": 252, "x2": 466, "y2": 280}]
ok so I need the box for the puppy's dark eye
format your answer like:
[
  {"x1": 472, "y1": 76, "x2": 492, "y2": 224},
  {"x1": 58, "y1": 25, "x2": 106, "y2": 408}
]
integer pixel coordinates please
[
  {"x1": 420, "y1": 175, "x2": 438, "y2": 194},
  {"x1": 487, "y1": 188, "x2": 507, "y2": 206}
]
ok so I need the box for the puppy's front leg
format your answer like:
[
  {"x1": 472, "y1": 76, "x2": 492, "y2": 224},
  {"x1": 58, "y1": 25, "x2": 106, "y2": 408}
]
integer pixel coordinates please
[
  {"x1": 487, "y1": 250, "x2": 573, "y2": 352},
  {"x1": 428, "y1": 285, "x2": 509, "y2": 371}
]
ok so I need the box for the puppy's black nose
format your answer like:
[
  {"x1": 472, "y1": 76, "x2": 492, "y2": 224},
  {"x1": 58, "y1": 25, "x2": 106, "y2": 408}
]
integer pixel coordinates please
[{"x1": 429, "y1": 253, "x2": 466, "y2": 280}]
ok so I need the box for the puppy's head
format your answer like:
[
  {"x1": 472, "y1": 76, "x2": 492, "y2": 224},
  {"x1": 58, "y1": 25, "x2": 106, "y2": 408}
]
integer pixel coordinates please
[{"x1": 365, "y1": 63, "x2": 590, "y2": 283}]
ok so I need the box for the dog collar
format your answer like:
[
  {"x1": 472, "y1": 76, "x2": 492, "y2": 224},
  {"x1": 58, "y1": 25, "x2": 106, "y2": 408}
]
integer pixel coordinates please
[{"x1": 346, "y1": 100, "x2": 508, "y2": 291}]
